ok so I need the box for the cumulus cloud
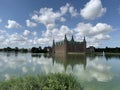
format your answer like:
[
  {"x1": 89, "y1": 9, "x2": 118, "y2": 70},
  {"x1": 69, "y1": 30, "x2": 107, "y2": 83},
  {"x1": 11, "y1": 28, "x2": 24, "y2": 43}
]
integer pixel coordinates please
[
  {"x1": 5, "y1": 20, "x2": 21, "y2": 29},
  {"x1": 32, "y1": 31, "x2": 37, "y2": 36},
  {"x1": 0, "y1": 33, "x2": 27, "y2": 46},
  {"x1": 60, "y1": 17, "x2": 66, "y2": 22},
  {"x1": 60, "y1": 3, "x2": 78, "y2": 17},
  {"x1": 74, "y1": 22, "x2": 113, "y2": 47},
  {"x1": 60, "y1": 3, "x2": 70, "y2": 15},
  {"x1": 9, "y1": 33, "x2": 26, "y2": 41},
  {"x1": 75, "y1": 23, "x2": 112, "y2": 36},
  {"x1": 30, "y1": 4, "x2": 78, "y2": 46},
  {"x1": 0, "y1": 30, "x2": 8, "y2": 35},
  {"x1": 27, "y1": 22, "x2": 112, "y2": 47},
  {"x1": 36, "y1": 38, "x2": 50, "y2": 45},
  {"x1": 0, "y1": 3, "x2": 113, "y2": 47},
  {"x1": 42, "y1": 25, "x2": 73, "y2": 44},
  {"x1": 0, "y1": 30, "x2": 32, "y2": 46},
  {"x1": 32, "y1": 8, "x2": 61, "y2": 26},
  {"x1": 26, "y1": 20, "x2": 37, "y2": 27},
  {"x1": 80, "y1": 0, "x2": 106, "y2": 20},
  {"x1": 69, "y1": 6, "x2": 78, "y2": 17},
  {"x1": 0, "y1": 36, "x2": 5, "y2": 42},
  {"x1": 32, "y1": 3, "x2": 78, "y2": 27},
  {"x1": 23, "y1": 30, "x2": 31, "y2": 36},
  {"x1": 0, "y1": 30, "x2": 8, "y2": 43}
]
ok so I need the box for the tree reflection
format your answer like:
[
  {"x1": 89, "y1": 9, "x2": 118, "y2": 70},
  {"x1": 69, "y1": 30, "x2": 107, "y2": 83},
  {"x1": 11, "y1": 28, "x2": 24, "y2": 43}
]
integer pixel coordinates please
[{"x1": 105, "y1": 54, "x2": 120, "y2": 60}]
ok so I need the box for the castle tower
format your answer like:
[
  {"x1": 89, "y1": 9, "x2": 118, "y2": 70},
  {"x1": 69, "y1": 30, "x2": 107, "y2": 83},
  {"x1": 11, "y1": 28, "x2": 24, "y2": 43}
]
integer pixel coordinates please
[
  {"x1": 64, "y1": 34, "x2": 68, "y2": 54},
  {"x1": 52, "y1": 39, "x2": 55, "y2": 47},
  {"x1": 83, "y1": 36, "x2": 86, "y2": 53},
  {"x1": 52, "y1": 39, "x2": 55, "y2": 54},
  {"x1": 71, "y1": 35, "x2": 74, "y2": 42},
  {"x1": 64, "y1": 34, "x2": 67, "y2": 42},
  {"x1": 83, "y1": 36, "x2": 86, "y2": 42}
]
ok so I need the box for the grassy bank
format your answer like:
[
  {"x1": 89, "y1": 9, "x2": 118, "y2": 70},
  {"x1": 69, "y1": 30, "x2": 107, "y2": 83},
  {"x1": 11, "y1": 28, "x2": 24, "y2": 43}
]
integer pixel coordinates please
[
  {"x1": 0, "y1": 73, "x2": 81, "y2": 90},
  {"x1": 105, "y1": 52, "x2": 120, "y2": 55}
]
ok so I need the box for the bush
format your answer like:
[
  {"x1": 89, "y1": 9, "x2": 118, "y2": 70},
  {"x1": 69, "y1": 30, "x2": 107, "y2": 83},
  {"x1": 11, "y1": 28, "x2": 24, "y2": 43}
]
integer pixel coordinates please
[{"x1": 0, "y1": 73, "x2": 81, "y2": 90}]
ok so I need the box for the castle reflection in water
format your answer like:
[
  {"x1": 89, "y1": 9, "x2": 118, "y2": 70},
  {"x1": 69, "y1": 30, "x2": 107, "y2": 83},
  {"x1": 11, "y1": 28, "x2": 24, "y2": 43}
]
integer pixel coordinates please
[
  {"x1": 31, "y1": 53, "x2": 120, "y2": 72},
  {"x1": 53, "y1": 54, "x2": 87, "y2": 71},
  {"x1": 32, "y1": 53, "x2": 87, "y2": 71}
]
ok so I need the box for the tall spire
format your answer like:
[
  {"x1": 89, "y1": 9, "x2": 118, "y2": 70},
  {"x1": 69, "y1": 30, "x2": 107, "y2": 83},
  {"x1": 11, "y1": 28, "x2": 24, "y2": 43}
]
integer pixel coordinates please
[
  {"x1": 64, "y1": 34, "x2": 67, "y2": 41},
  {"x1": 83, "y1": 36, "x2": 86, "y2": 42},
  {"x1": 52, "y1": 39, "x2": 55, "y2": 47},
  {"x1": 71, "y1": 35, "x2": 74, "y2": 42},
  {"x1": 52, "y1": 39, "x2": 55, "y2": 54}
]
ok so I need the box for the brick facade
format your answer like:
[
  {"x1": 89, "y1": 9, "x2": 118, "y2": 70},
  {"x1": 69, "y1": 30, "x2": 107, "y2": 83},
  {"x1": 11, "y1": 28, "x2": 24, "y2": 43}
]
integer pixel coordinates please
[{"x1": 52, "y1": 35, "x2": 86, "y2": 54}]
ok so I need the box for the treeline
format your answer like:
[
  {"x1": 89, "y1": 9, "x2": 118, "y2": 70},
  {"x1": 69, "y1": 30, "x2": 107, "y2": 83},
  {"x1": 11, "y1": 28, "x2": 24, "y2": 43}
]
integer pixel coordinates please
[
  {"x1": 31, "y1": 47, "x2": 51, "y2": 53},
  {"x1": 0, "y1": 47, "x2": 28, "y2": 52},
  {"x1": 95, "y1": 47, "x2": 120, "y2": 53},
  {"x1": 0, "y1": 46, "x2": 52, "y2": 53}
]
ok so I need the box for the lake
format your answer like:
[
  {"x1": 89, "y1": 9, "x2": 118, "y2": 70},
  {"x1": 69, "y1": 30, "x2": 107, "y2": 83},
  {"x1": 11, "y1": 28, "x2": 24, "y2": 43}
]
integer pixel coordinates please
[{"x1": 0, "y1": 52, "x2": 120, "y2": 90}]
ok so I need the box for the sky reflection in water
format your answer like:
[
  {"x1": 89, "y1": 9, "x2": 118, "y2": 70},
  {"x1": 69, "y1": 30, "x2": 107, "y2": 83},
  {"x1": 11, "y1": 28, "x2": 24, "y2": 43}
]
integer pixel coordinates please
[{"x1": 0, "y1": 52, "x2": 120, "y2": 90}]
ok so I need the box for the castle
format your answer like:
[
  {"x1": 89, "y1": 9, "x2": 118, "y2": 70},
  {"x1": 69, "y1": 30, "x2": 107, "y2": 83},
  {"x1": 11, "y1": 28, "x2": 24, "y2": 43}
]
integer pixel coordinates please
[{"x1": 52, "y1": 35, "x2": 86, "y2": 54}]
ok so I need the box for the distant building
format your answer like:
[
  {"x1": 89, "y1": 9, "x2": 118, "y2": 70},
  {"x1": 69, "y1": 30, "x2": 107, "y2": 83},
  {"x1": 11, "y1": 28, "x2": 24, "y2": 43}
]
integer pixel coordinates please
[
  {"x1": 52, "y1": 35, "x2": 86, "y2": 54},
  {"x1": 87, "y1": 46, "x2": 95, "y2": 53},
  {"x1": 44, "y1": 46, "x2": 52, "y2": 53}
]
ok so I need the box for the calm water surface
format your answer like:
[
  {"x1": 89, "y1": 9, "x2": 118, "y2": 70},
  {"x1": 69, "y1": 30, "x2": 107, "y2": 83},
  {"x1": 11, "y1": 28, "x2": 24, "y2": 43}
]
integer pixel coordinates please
[{"x1": 0, "y1": 52, "x2": 120, "y2": 90}]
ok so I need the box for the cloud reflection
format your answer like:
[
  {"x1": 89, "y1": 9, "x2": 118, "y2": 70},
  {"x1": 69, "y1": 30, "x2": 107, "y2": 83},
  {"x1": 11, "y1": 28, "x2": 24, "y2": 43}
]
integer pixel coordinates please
[{"x1": 0, "y1": 52, "x2": 113, "y2": 82}]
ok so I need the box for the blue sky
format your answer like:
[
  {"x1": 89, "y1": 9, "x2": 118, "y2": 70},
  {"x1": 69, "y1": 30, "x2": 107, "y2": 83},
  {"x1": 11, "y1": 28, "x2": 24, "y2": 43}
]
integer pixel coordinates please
[{"x1": 0, "y1": 0, "x2": 120, "y2": 48}]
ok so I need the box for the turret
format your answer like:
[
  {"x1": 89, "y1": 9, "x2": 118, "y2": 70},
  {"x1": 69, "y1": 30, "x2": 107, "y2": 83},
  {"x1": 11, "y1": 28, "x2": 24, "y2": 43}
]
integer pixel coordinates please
[
  {"x1": 83, "y1": 36, "x2": 86, "y2": 43},
  {"x1": 52, "y1": 39, "x2": 55, "y2": 54},
  {"x1": 83, "y1": 36, "x2": 86, "y2": 53},
  {"x1": 64, "y1": 34, "x2": 68, "y2": 54},
  {"x1": 64, "y1": 34, "x2": 68, "y2": 42},
  {"x1": 71, "y1": 35, "x2": 74, "y2": 42},
  {"x1": 52, "y1": 39, "x2": 55, "y2": 47}
]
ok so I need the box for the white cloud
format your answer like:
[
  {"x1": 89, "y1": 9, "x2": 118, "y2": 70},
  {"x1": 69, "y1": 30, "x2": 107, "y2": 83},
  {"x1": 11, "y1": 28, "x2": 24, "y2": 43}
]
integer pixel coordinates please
[
  {"x1": 80, "y1": 0, "x2": 106, "y2": 20},
  {"x1": 60, "y1": 3, "x2": 70, "y2": 15},
  {"x1": 75, "y1": 23, "x2": 112, "y2": 36},
  {"x1": 74, "y1": 22, "x2": 113, "y2": 47},
  {"x1": 60, "y1": 17, "x2": 66, "y2": 22},
  {"x1": 23, "y1": 30, "x2": 31, "y2": 36},
  {"x1": 5, "y1": 20, "x2": 21, "y2": 29},
  {"x1": 0, "y1": 30, "x2": 8, "y2": 43},
  {"x1": 46, "y1": 24, "x2": 55, "y2": 30},
  {"x1": 32, "y1": 8, "x2": 61, "y2": 26},
  {"x1": 9, "y1": 33, "x2": 26, "y2": 42},
  {"x1": 0, "y1": 3, "x2": 112, "y2": 48},
  {"x1": 37, "y1": 38, "x2": 50, "y2": 45},
  {"x1": 0, "y1": 30, "x2": 32, "y2": 46},
  {"x1": 27, "y1": 37, "x2": 49, "y2": 45},
  {"x1": 33, "y1": 22, "x2": 112, "y2": 47},
  {"x1": 0, "y1": 30, "x2": 8, "y2": 35},
  {"x1": 32, "y1": 31, "x2": 37, "y2": 36},
  {"x1": 0, "y1": 33, "x2": 28, "y2": 46},
  {"x1": 30, "y1": 4, "x2": 79, "y2": 46},
  {"x1": 42, "y1": 25, "x2": 73, "y2": 44},
  {"x1": 69, "y1": 6, "x2": 78, "y2": 17},
  {"x1": 31, "y1": 3, "x2": 79, "y2": 28},
  {"x1": 0, "y1": 36, "x2": 5, "y2": 42},
  {"x1": 26, "y1": 20, "x2": 37, "y2": 27}
]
